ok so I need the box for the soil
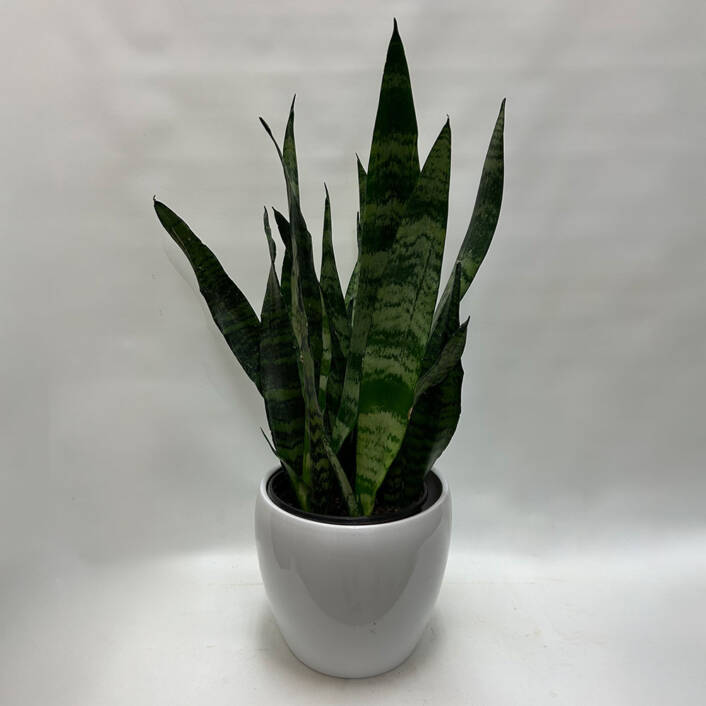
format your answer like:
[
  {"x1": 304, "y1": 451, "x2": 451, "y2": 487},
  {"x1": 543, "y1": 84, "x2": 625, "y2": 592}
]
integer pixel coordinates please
[{"x1": 272, "y1": 469, "x2": 426, "y2": 521}]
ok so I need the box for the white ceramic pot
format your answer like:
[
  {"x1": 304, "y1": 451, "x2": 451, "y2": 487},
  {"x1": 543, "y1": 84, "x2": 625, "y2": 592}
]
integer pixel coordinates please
[{"x1": 254, "y1": 467, "x2": 452, "y2": 678}]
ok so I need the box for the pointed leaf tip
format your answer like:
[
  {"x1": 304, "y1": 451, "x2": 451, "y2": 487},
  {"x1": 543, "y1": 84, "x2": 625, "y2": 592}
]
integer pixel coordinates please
[{"x1": 393, "y1": 18, "x2": 398, "y2": 33}]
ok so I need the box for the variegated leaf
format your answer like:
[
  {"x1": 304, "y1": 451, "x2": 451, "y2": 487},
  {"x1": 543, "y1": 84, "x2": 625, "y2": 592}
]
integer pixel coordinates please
[
  {"x1": 333, "y1": 20, "x2": 420, "y2": 452},
  {"x1": 272, "y1": 208, "x2": 292, "y2": 308},
  {"x1": 434, "y1": 99, "x2": 505, "y2": 328},
  {"x1": 356, "y1": 119, "x2": 451, "y2": 515},
  {"x1": 259, "y1": 208, "x2": 306, "y2": 479},
  {"x1": 379, "y1": 263, "x2": 464, "y2": 507},
  {"x1": 413, "y1": 317, "x2": 469, "y2": 404},
  {"x1": 320, "y1": 185, "x2": 351, "y2": 358},
  {"x1": 260, "y1": 115, "x2": 361, "y2": 516},
  {"x1": 154, "y1": 199, "x2": 261, "y2": 389},
  {"x1": 261, "y1": 428, "x2": 309, "y2": 511}
]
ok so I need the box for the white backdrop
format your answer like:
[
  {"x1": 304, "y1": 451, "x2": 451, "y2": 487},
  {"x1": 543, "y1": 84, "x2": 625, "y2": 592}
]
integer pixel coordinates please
[{"x1": 1, "y1": 1, "x2": 705, "y2": 704}]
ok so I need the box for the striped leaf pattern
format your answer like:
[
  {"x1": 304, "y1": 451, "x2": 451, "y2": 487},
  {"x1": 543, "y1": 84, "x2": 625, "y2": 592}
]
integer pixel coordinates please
[
  {"x1": 153, "y1": 199, "x2": 261, "y2": 389},
  {"x1": 261, "y1": 113, "x2": 361, "y2": 516},
  {"x1": 272, "y1": 208, "x2": 292, "y2": 309},
  {"x1": 319, "y1": 188, "x2": 348, "y2": 430},
  {"x1": 435, "y1": 99, "x2": 505, "y2": 327},
  {"x1": 320, "y1": 186, "x2": 351, "y2": 358},
  {"x1": 157, "y1": 22, "x2": 505, "y2": 517},
  {"x1": 355, "y1": 120, "x2": 452, "y2": 514},
  {"x1": 259, "y1": 208, "x2": 306, "y2": 475},
  {"x1": 265, "y1": 104, "x2": 324, "y2": 385},
  {"x1": 318, "y1": 290, "x2": 332, "y2": 412},
  {"x1": 380, "y1": 263, "x2": 464, "y2": 506},
  {"x1": 344, "y1": 157, "x2": 367, "y2": 321},
  {"x1": 413, "y1": 317, "x2": 469, "y2": 404},
  {"x1": 332, "y1": 20, "x2": 420, "y2": 451},
  {"x1": 261, "y1": 428, "x2": 309, "y2": 511}
]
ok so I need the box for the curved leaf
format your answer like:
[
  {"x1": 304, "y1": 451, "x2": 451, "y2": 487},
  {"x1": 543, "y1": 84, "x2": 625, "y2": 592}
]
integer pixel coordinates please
[
  {"x1": 413, "y1": 317, "x2": 469, "y2": 404},
  {"x1": 154, "y1": 199, "x2": 261, "y2": 389},
  {"x1": 435, "y1": 99, "x2": 505, "y2": 327}
]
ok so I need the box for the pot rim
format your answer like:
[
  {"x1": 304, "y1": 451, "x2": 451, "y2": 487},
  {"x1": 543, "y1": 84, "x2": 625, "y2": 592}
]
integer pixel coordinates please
[{"x1": 258, "y1": 466, "x2": 449, "y2": 531}]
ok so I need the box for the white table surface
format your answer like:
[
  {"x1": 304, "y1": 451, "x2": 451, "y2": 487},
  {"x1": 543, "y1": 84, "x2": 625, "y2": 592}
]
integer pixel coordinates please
[{"x1": 3, "y1": 536, "x2": 704, "y2": 706}]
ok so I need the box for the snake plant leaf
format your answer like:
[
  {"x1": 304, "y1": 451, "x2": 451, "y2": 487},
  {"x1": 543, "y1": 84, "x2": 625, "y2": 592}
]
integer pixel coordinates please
[
  {"x1": 325, "y1": 328, "x2": 346, "y2": 435},
  {"x1": 261, "y1": 428, "x2": 309, "y2": 511},
  {"x1": 154, "y1": 199, "x2": 261, "y2": 389},
  {"x1": 319, "y1": 187, "x2": 348, "y2": 429},
  {"x1": 260, "y1": 116, "x2": 361, "y2": 516},
  {"x1": 262, "y1": 108, "x2": 324, "y2": 384},
  {"x1": 320, "y1": 185, "x2": 351, "y2": 358},
  {"x1": 283, "y1": 95, "x2": 300, "y2": 203},
  {"x1": 318, "y1": 291, "x2": 332, "y2": 412},
  {"x1": 262, "y1": 206, "x2": 277, "y2": 262},
  {"x1": 435, "y1": 99, "x2": 505, "y2": 327},
  {"x1": 332, "y1": 20, "x2": 420, "y2": 452},
  {"x1": 259, "y1": 208, "x2": 306, "y2": 475},
  {"x1": 379, "y1": 263, "x2": 464, "y2": 507},
  {"x1": 345, "y1": 213, "x2": 361, "y2": 320},
  {"x1": 356, "y1": 154, "x2": 367, "y2": 223},
  {"x1": 272, "y1": 208, "x2": 292, "y2": 309},
  {"x1": 344, "y1": 157, "x2": 367, "y2": 320},
  {"x1": 355, "y1": 119, "x2": 451, "y2": 515},
  {"x1": 413, "y1": 317, "x2": 469, "y2": 404}
]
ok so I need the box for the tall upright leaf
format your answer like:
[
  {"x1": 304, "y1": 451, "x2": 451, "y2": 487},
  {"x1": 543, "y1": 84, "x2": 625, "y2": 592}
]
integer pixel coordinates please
[
  {"x1": 333, "y1": 20, "x2": 420, "y2": 451},
  {"x1": 272, "y1": 208, "x2": 292, "y2": 308},
  {"x1": 344, "y1": 157, "x2": 367, "y2": 320},
  {"x1": 260, "y1": 116, "x2": 361, "y2": 516},
  {"x1": 259, "y1": 208, "x2": 306, "y2": 479},
  {"x1": 318, "y1": 290, "x2": 332, "y2": 412},
  {"x1": 380, "y1": 263, "x2": 464, "y2": 506},
  {"x1": 434, "y1": 99, "x2": 505, "y2": 329},
  {"x1": 356, "y1": 120, "x2": 451, "y2": 514},
  {"x1": 283, "y1": 95, "x2": 300, "y2": 202},
  {"x1": 154, "y1": 199, "x2": 261, "y2": 389},
  {"x1": 268, "y1": 102, "x2": 324, "y2": 383},
  {"x1": 319, "y1": 187, "x2": 348, "y2": 428},
  {"x1": 320, "y1": 185, "x2": 351, "y2": 358}
]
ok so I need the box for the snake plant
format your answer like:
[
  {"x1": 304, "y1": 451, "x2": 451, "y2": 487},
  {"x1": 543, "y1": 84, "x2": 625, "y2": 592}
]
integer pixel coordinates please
[{"x1": 154, "y1": 21, "x2": 505, "y2": 517}]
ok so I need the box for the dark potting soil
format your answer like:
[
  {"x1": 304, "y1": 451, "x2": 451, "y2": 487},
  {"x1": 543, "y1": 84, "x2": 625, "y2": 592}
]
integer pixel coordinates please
[{"x1": 267, "y1": 467, "x2": 439, "y2": 525}]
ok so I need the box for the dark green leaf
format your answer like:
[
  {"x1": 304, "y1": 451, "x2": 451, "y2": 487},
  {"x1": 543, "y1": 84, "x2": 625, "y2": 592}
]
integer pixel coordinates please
[
  {"x1": 344, "y1": 157, "x2": 366, "y2": 321},
  {"x1": 435, "y1": 99, "x2": 505, "y2": 326},
  {"x1": 355, "y1": 119, "x2": 451, "y2": 515},
  {"x1": 413, "y1": 317, "x2": 469, "y2": 404},
  {"x1": 261, "y1": 428, "x2": 309, "y2": 511},
  {"x1": 272, "y1": 208, "x2": 292, "y2": 309},
  {"x1": 320, "y1": 185, "x2": 351, "y2": 358},
  {"x1": 259, "y1": 208, "x2": 306, "y2": 478},
  {"x1": 380, "y1": 264, "x2": 464, "y2": 507},
  {"x1": 154, "y1": 199, "x2": 261, "y2": 389},
  {"x1": 260, "y1": 116, "x2": 361, "y2": 516},
  {"x1": 283, "y1": 95, "x2": 299, "y2": 202},
  {"x1": 332, "y1": 20, "x2": 420, "y2": 451},
  {"x1": 318, "y1": 290, "x2": 332, "y2": 412},
  {"x1": 263, "y1": 104, "x2": 324, "y2": 384}
]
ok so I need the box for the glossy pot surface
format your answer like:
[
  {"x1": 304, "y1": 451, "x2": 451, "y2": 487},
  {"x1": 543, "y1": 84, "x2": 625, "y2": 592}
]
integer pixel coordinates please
[{"x1": 254, "y1": 468, "x2": 452, "y2": 678}]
